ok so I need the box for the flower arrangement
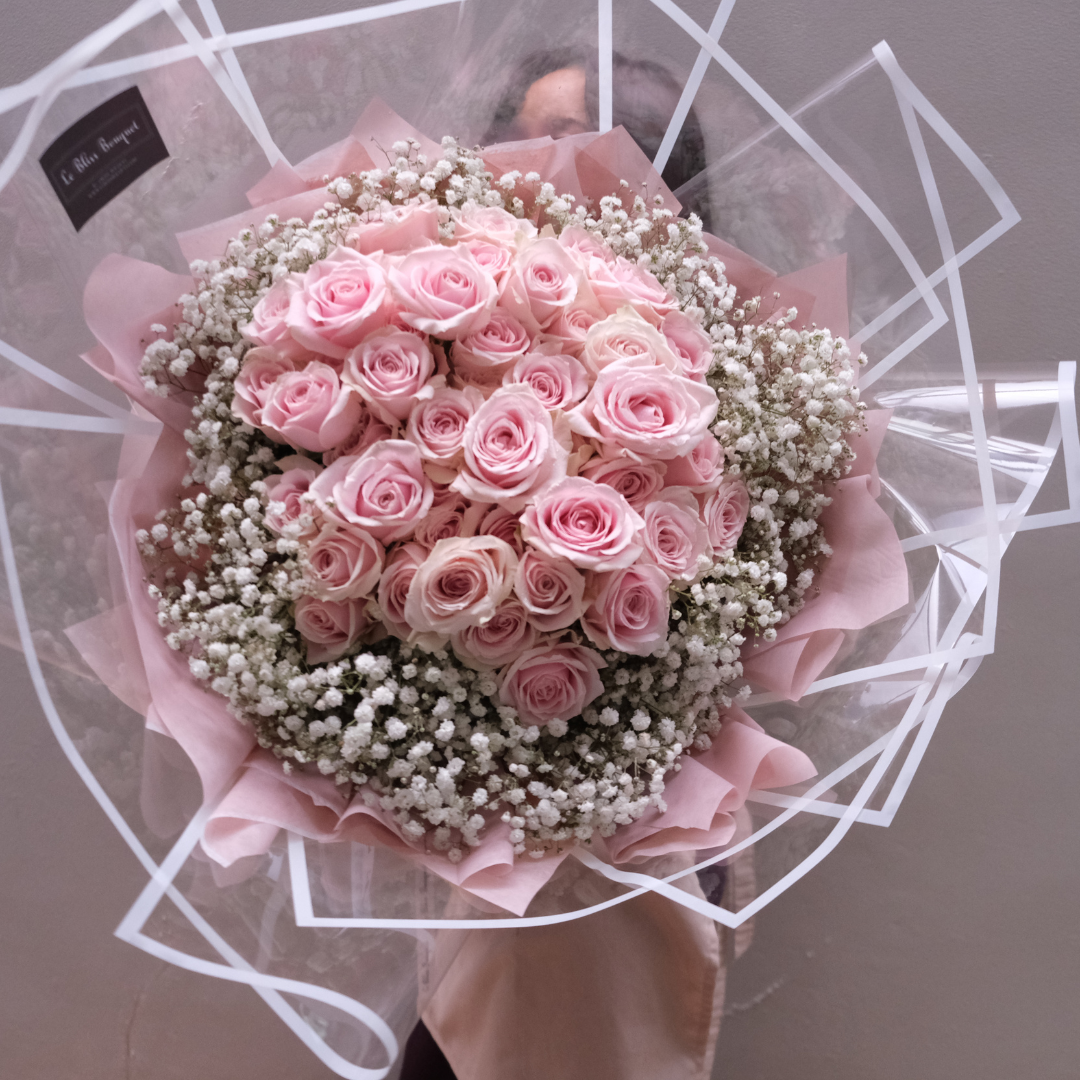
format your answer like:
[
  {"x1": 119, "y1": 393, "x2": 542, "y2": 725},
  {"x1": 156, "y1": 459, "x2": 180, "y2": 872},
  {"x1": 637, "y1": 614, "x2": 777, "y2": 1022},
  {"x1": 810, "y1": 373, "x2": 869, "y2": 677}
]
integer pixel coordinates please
[{"x1": 133, "y1": 135, "x2": 864, "y2": 861}]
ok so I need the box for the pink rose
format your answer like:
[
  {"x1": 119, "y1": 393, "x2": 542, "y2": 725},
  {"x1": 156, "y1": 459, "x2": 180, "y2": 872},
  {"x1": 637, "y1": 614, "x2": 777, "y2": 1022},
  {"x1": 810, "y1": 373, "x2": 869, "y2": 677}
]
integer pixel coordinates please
[
  {"x1": 579, "y1": 455, "x2": 666, "y2": 512},
  {"x1": 232, "y1": 347, "x2": 297, "y2": 428},
  {"x1": 348, "y1": 201, "x2": 439, "y2": 256},
  {"x1": 451, "y1": 309, "x2": 532, "y2": 386},
  {"x1": 452, "y1": 204, "x2": 537, "y2": 246},
  {"x1": 478, "y1": 505, "x2": 524, "y2": 555},
  {"x1": 663, "y1": 434, "x2": 725, "y2": 493},
  {"x1": 513, "y1": 549, "x2": 586, "y2": 631},
  {"x1": 323, "y1": 407, "x2": 395, "y2": 465},
  {"x1": 388, "y1": 246, "x2": 498, "y2": 339},
  {"x1": 499, "y1": 643, "x2": 607, "y2": 727},
  {"x1": 578, "y1": 308, "x2": 679, "y2": 380},
  {"x1": 452, "y1": 385, "x2": 569, "y2": 512},
  {"x1": 405, "y1": 385, "x2": 484, "y2": 472},
  {"x1": 582, "y1": 563, "x2": 671, "y2": 657},
  {"x1": 568, "y1": 357, "x2": 718, "y2": 461},
  {"x1": 662, "y1": 310, "x2": 715, "y2": 382},
  {"x1": 587, "y1": 256, "x2": 677, "y2": 325},
  {"x1": 521, "y1": 476, "x2": 644, "y2": 571},
  {"x1": 303, "y1": 522, "x2": 383, "y2": 601},
  {"x1": 259, "y1": 361, "x2": 362, "y2": 452},
  {"x1": 703, "y1": 478, "x2": 750, "y2": 555},
  {"x1": 294, "y1": 596, "x2": 369, "y2": 664},
  {"x1": 462, "y1": 239, "x2": 515, "y2": 283},
  {"x1": 537, "y1": 302, "x2": 605, "y2": 357},
  {"x1": 451, "y1": 599, "x2": 538, "y2": 670},
  {"x1": 310, "y1": 440, "x2": 433, "y2": 542},
  {"x1": 342, "y1": 327, "x2": 438, "y2": 423},
  {"x1": 403, "y1": 535, "x2": 518, "y2": 636},
  {"x1": 558, "y1": 226, "x2": 615, "y2": 268},
  {"x1": 244, "y1": 278, "x2": 300, "y2": 347},
  {"x1": 504, "y1": 351, "x2": 589, "y2": 411},
  {"x1": 412, "y1": 492, "x2": 482, "y2": 548},
  {"x1": 499, "y1": 237, "x2": 580, "y2": 335},
  {"x1": 286, "y1": 248, "x2": 392, "y2": 360},
  {"x1": 376, "y1": 543, "x2": 428, "y2": 642},
  {"x1": 264, "y1": 457, "x2": 323, "y2": 536},
  {"x1": 641, "y1": 490, "x2": 711, "y2": 582}
]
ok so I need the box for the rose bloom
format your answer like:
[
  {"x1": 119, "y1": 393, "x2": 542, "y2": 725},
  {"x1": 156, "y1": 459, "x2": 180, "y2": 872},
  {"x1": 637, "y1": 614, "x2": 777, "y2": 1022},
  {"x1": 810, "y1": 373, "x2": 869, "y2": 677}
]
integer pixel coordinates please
[
  {"x1": 342, "y1": 327, "x2": 438, "y2": 423},
  {"x1": 499, "y1": 643, "x2": 607, "y2": 727},
  {"x1": 578, "y1": 308, "x2": 680, "y2": 380},
  {"x1": 558, "y1": 226, "x2": 615, "y2": 268},
  {"x1": 537, "y1": 302, "x2": 605, "y2": 357},
  {"x1": 376, "y1": 543, "x2": 428, "y2": 642},
  {"x1": 587, "y1": 256, "x2": 677, "y2": 326},
  {"x1": 641, "y1": 489, "x2": 711, "y2": 582},
  {"x1": 264, "y1": 456, "x2": 323, "y2": 536},
  {"x1": 323, "y1": 406, "x2": 396, "y2": 465},
  {"x1": 703, "y1": 477, "x2": 750, "y2": 555},
  {"x1": 310, "y1": 440, "x2": 433, "y2": 542},
  {"x1": 579, "y1": 454, "x2": 667, "y2": 512},
  {"x1": 232, "y1": 347, "x2": 296, "y2": 429},
  {"x1": 405, "y1": 385, "x2": 484, "y2": 474},
  {"x1": 451, "y1": 599, "x2": 538, "y2": 670},
  {"x1": 478, "y1": 505, "x2": 524, "y2": 555},
  {"x1": 388, "y1": 246, "x2": 498, "y2": 339},
  {"x1": 452, "y1": 385, "x2": 569, "y2": 512},
  {"x1": 513, "y1": 549, "x2": 587, "y2": 631},
  {"x1": 503, "y1": 351, "x2": 589, "y2": 411},
  {"x1": 462, "y1": 239, "x2": 515, "y2": 283},
  {"x1": 348, "y1": 200, "x2": 439, "y2": 256},
  {"x1": 568, "y1": 357, "x2": 718, "y2": 461},
  {"x1": 451, "y1": 204, "x2": 538, "y2": 247},
  {"x1": 413, "y1": 492, "x2": 482, "y2": 548},
  {"x1": 259, "y1": 361, "x2": 362, "y2": 452},
  {"x1": 521, "y1": 476, "x2": 644, "y2": 571},
  {"x1": 403, "y1": 535, "x2": 518, "y2": 636},
  {"x1": 244, "y1": 278, "x2": 300, "y2": 347},
  {"x1": 582, "y1": 563, "x2": 671, "y2": 656},
  {"x1": 662, "y1": 310, "x2": 715, "y2": 382},
  {"x1": 451, "y1": 309, "x2": 533, "y2": 386},
  {"x1": 663, "y1": 433, "x2": 725, "y2": 493},
  {"x1": 286, "y1": 248, "x2": 392, "y2": 360},
  {"x1": 498, "y1": 237, "x2": 580, "y2": 335},
  {"x1": 294, "y1": 595, "x2": 369, "y2": 664},
  {"x1": 303, "y1": 522, "x2": 384, "y2": 601}
]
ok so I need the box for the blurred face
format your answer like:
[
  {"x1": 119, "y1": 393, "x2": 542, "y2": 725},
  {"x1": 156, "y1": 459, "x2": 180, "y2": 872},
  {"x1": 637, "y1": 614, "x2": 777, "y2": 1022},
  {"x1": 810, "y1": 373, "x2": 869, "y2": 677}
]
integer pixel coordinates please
[{"x1": 514, "y1": 66, "x2": 590, "y2": 139}]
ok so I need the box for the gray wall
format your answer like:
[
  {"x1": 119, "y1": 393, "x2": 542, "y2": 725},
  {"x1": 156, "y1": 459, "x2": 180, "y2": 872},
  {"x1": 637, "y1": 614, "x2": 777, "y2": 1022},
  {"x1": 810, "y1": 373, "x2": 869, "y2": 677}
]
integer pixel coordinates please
[{"x1": 1, "y1": 2, "x2": 1077, "y2": 1078}]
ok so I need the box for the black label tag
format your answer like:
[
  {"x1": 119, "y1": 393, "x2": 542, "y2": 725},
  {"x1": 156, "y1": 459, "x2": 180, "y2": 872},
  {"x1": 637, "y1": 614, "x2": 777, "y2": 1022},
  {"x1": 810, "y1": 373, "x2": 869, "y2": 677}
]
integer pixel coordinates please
[{"x1": 39, "y1": 86, "x2": 169, "y2": 231}]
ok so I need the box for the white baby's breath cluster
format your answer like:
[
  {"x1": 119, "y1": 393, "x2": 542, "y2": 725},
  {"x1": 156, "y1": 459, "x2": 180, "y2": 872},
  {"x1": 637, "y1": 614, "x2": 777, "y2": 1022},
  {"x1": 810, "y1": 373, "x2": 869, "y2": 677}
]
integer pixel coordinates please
[{"x1": 137, "y1": 138, "x2": 864, "y2": 859}]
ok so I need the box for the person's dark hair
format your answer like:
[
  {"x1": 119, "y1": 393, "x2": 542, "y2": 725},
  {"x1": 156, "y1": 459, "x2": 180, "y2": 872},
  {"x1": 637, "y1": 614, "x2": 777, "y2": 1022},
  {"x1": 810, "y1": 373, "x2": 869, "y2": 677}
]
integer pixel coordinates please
[{"x1": 484, "y1": 49, "x2": 709, "y2": 209}]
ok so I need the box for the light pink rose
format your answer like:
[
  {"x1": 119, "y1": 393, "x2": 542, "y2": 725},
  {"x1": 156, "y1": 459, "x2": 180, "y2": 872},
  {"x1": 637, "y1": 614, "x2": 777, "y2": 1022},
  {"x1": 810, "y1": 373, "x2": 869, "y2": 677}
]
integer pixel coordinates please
[
  {"x1": 568, "y1": 357, "x2": 718, "y2": 461},
  {"x1": 478, "y1": 505, "x2": 524, "y2": 555},
  {"x1": 244, "y1": 278, "x2": 300, "y2": 347},
  {"x1": 663, "y1": 434, "x2": 725, "y2": 493},
  {"x1": 342, "y1": 327, "x2": 437, "y2": 423},
  {"x1": 499, "y1": 237, "x2": 580, "y2": 335},
  {"x1": 558, "y1": 226, "x2": 615, "y2": 268},
  {"x1": 462, "y1": 239, "x2": 515, "y2": 283},
  {"x1": 513, "y1": 549, "x2": 587, "y2": 631},
  {"x1": 662, "y1": 310, "x2": 715, "y2": 382},
  {"x1": 264, "y1": 457, "x2": 323, "y2": 536},
  {"x1": 376, "y1": 543, "x2": 428, "y2": 641},
  {"x1": 323, "y1": 407, "x2": 395, "y2": 465},
  {"x1": 504, "y1": 351, "x2": 589, "y2": 411},
  {"x1": 286, "y1": 248, "x2": 392, "y2": 360},
  {"x1": 587, "y1": 256, "x2": 677, "y2": 326},
  {"x1": 388, "y1": 246, "x2": 498, "y2": 339},
  {"x1": 451, "y1": 309, "x2": 532, "y2": 386},
  {"x1": 303, "y1": 522, "x2": 383, "y2": 601},
  {"x1": 259, "y1": 361, "x2": 362, "y2": 452},
  {"x1": 641, "y1": 489, "x2": 711, "y2": 582},
  {"x1": 403, "y1": 535, "x2": 518, "y2": 636},
  {"x1": 578, "y1": 308, "x2": 679, "y2": 379},
  {"x1": 294, "y1": 596, "x2": 369, "y2": 664},
  {"x1": 310, "y1": 440, "x2": 433, "y2": 542},
  {"x1": 703, "y1": 478, "x2": 750, "y2": 555},
  {"x1": 451, "y1": 599, "x2": 538, "y2": 670},
  {"x1": 537, "y1": 302, "x2": 605, "y2": 357},
  {"x1": 348, "y1": 201, "x2": 439, "y2": 256},
  {"x1": 452, "y1": 385, "x2": 569, "y2": 512},
  {"x1": 412, "y1": 492, "x2": 482, "y2": 548},
  {"x1": 232, "y1": 347, "x2": 297, "y2": 428},
  {"x1": 499, "y1": 643, "x2": 607, "y2": 726},
  {"x1": 405, "y1": 385, "x2": 484, "y2": 473},
  {"x1": 582, "y1": 563, "x2": 671, "y2": 657},
  {"x1": 452, "y1": 204, "x2": 537, "y2": 247},
  {"x1": 579, "y1": 455, "x2": 666, "y2": 512},
  {"x1": 521, "y1": 476, "x2": 644, "y2": 571}
]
